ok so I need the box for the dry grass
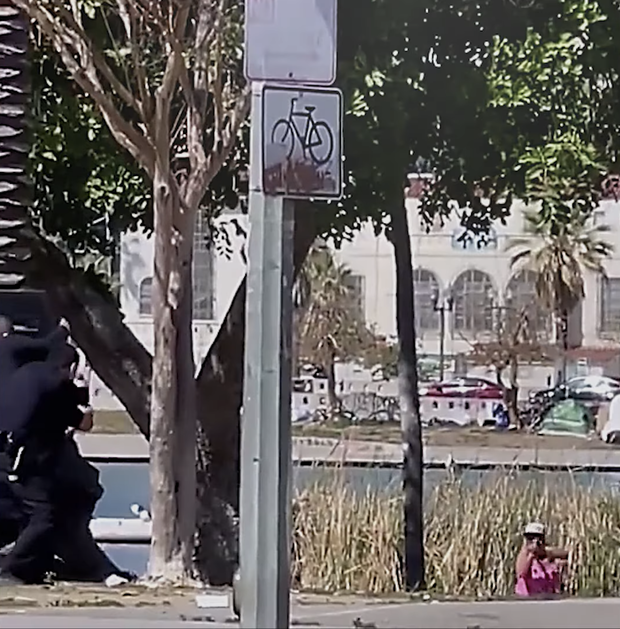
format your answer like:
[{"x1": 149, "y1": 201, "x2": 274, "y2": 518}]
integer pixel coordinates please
[
  {"x1": 92, "y1": 411, "x2": 139, "y2": 434},
  {"x1": 292, "y1": 474, "x2": 620, "y2": 596},
  {"x1": 293, "y1": 422, "x2": 616, "y2": 450}
]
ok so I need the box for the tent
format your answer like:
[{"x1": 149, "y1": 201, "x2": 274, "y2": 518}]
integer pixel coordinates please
[{"x1": 537, "y1": 399, "x2": 592, "y2": 438}]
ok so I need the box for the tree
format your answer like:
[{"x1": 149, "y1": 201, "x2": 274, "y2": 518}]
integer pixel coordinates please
[
  {"x1": 467, "y1": 307, "x2": 549, "y2": 427},
  {"x1": 506, "y1": 133, "x2": 613, "y2": 385},
  {"x1": 18, "y1": 0, "x2": 249, "y2": 582},
  {"x1": 508, "y1": 208, "x2": 612, "y2": 382},
  {"x1": 30, "y1": 42, "x2": 150, "y2": 269},
  {"x1": 334, "y1": 0, "x2": 615, "y2": 589},
  {"x1": 295, "y1": 243, "x2": 378, "y2": 414}
]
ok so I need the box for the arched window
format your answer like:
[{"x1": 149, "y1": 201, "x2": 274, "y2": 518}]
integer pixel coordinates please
[
  {"x1": 452, "y1": 269, "x2": 495, "y2": 333},
  {"x1": 193, "y1": 208, "x2": 216, "y2": 321},
  {"x1": 505, "y1": 270, "x2": 550, "y2": 339},
  {"x1": 413, "y1": 268, "x2": 440, "y2": 331},
  {"x1": 600, "y1": 276, "x2": 620, "y2": 335},
  {"x1": 138, "y1": 210, "x2": 216, "y2": 321},
  {"x1": 138, "y1": 277, "x2": 152, "y2": 316}
]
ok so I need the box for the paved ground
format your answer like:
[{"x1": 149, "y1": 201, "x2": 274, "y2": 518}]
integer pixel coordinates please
[
  {"x1": 77, "y1": 433, "x2": 620, "y2": 469},
  {"x1": 3, "y1": 596, "x2": 620, "y2": 628}
]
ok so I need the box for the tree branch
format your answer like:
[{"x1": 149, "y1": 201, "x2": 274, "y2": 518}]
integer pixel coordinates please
[
  {"x1": 18, "y1": 0, "x2": 157, "y2": 178},
  {"x1": 52, "y1": 0, "x2": 144, "y2": 116},
  {"x1": 116, "y1": 0, "x2": 154, "y2": 121}
]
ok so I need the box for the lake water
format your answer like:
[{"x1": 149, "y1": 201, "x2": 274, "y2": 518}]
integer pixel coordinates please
[{"x1": 95, "y1": 462, "x2": 620, "y2": 576}]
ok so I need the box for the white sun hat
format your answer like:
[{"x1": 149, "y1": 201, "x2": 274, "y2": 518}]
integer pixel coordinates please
[{"x1": 524, "y1": 521, "x2": 545, "y2": 536}]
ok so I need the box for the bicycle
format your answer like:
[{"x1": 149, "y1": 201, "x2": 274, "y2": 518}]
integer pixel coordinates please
[{"x1": 271, "y1": 97, "x2": 334, "y2": 167}]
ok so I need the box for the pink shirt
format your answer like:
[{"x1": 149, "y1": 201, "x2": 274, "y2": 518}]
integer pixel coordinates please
[{"x1": 515, "y1": 557, "x2": 561, "y2": 597}]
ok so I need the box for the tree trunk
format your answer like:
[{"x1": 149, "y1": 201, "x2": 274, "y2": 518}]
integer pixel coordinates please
[
  {"x1": 0, "y1": 2, "x2": 31, "y2": 289},
  {"x1": 325, "y1": 348, "x2": 339, "y2": 417},
  {"x1": 501, "y1": 355, "x2": 519, "y2": 428},
  {"x1": 389, "y1": 202, "x2": 425, "y2": 591},
  {"x1": 559, "y1": 309, "x2": 569, "y2": 383},
  {"x1": 148, "y1": 174, "x2": 196, "y2": 582},
  {"x1": 192, "y1": 205, "x2": 319, "y2": 585}
]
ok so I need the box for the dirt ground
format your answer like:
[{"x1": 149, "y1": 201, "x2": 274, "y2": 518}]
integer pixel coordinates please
[
  {"x1": 0, "y1": 583, "x2": 200, "y2": 610},
  {"x1": 94, "y1": 411, "x2": 617, "y2": 451}
]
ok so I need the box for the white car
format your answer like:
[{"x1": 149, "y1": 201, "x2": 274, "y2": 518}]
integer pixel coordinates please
[{"x1": 565, "y1": 375, "x2": 620, "y2": 401}]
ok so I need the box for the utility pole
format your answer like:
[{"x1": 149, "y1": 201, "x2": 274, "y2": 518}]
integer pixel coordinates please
[
  {"x1": 238, "y1": 83, "x2": 294, "y2": 629},
  {"x1": 239, "y1": 2, "x2": 341, "y2": 627},
  {"x1": 431, "y1": 288, "x2": 453, "y2": 381}
]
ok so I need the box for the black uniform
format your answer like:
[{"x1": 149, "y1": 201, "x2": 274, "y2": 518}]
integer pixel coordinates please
[
  {"x1": 0, "y1": 331, "x2": 68, "y2": 560},
  {"x1": 51, "y1": 443, "x2": 122, "y2": 582},
  {"x1": 0, "y1": 359, "x2": 83, "y2": 583},
  {"x1": 0, "y1": 377, "x2": 124, "y2": 583},
  {"x1": 0, "y1": 327, "x2": 68, "y2": 383},
  {"x1": 47, "y1": 381, "x2": 122, "y2": 582}
]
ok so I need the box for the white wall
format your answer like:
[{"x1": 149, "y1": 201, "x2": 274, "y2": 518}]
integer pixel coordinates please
[{"x1": 118, "y1": 214, "x2": 248, "y2": 363}]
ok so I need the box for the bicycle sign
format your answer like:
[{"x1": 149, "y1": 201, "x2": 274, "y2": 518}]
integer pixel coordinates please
[{"x1": 261, "y1": 85, "x2": 343, "y2": 199}]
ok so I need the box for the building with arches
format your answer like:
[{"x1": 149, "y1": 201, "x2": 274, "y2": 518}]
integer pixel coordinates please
[
  {"x1": 328, "y1": 174, "x2": 620, "y2": 383},
  {"x1": 97, "y1": 173, "x2": 620, "y2": 410}
]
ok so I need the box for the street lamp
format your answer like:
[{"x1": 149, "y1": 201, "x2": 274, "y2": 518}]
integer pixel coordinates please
[{"x1": 431, "y1": 288, "x2": 454, "y2": 382}]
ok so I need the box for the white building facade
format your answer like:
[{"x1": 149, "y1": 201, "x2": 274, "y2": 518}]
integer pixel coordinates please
[
  {"x1": 332, "y1": 176, "x2": 620, "y2": 382},
  {"x1": 118, "y1": 210, "x2": 247, "y2": 362},
  {"x1": 92, "y1": 177, "x2": 620, "y2": 409}
]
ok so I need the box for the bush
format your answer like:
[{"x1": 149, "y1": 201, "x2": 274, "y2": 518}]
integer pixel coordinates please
[{"x1": 292, "y1": 473, "x2": 620, "y2": 596}]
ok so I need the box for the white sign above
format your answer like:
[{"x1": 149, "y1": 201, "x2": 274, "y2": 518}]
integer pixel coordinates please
[{"x1": 245, "y1": 0, "x2": 337, "y2": 85}]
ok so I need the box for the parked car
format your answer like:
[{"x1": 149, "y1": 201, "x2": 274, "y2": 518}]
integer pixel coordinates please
[
  {"x1": 420, "y1": 376, "x2": 503, "y2": 399},
  {"x1": 529, "y1": 375, "x2": 620, "y2": 406}
]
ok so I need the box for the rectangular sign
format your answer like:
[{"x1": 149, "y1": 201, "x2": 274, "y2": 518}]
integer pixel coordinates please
[
  {"x1": 245, "y1": 0, "x2": 337, "y2": 85},
  {"x1": 261, "y1": 84, "x2": 343, "y2": 200}
]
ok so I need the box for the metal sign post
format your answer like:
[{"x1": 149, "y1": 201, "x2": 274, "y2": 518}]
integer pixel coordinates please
[
  {"x1": 240, "y1": 1, "x2": 340, "y2": 627},
  {"x1": 239, "y1": 82, "x2": 294, "y2": 629}
]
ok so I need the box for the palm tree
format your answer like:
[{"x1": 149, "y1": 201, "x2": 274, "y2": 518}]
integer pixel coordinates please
[
  {"x1": 294, "y1": 242, "x2": 374, "y2": 414},
  {"x1": 0, "y1": 3, "x2": 31, "y2": 288},
  {"x1": 508, "y1": 209, "x2": 612, "y2": 380}
]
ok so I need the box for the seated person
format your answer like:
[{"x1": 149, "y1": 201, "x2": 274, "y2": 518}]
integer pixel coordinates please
[{"x1": 515, "y1": 521, "x2": 569, "y2": 597}]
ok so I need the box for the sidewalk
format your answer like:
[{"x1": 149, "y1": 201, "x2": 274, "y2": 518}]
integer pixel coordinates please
[
  {"x1": 3, "y1": 594, "x2": 620, "y2": 628},
  {"x1": 77, "y1": 433, "x2": 620, "y2": 470}
]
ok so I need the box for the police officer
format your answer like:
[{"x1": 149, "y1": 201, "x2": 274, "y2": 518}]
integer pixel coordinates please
[
  {"x1": 0, "y1": 316, "x2": 68, "y2": 381},
  {"x1": 0, "y1": 345, "x2": 133, "y2": 585},
  {"x1": 0, "y1": 316, "x2": 69, "y2": 572},
  {"x1": 47, "y1": 375, "x2": 131, "y2": 585},
  {"x1": 0, "y1": 343, "x2": 91, "y2": 584}
]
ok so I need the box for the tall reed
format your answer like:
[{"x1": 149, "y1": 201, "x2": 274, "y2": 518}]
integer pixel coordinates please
[{"x1": 292, "y1": 473, "x2": 620, "y2": 596}]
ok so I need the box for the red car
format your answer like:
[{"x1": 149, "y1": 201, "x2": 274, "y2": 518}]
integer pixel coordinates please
[{"x1": 421, "y1": 376, "x2": 503, "y2": 399}]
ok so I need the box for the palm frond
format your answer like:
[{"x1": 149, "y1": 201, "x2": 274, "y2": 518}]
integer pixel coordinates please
[{"x1": 506, "y1": 209, "x2": 612, "y2": 314}]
